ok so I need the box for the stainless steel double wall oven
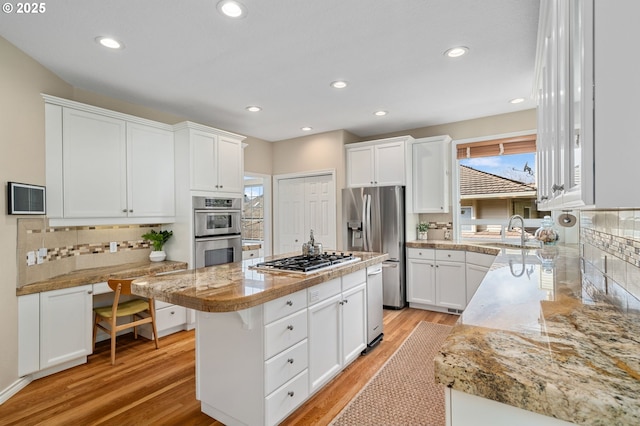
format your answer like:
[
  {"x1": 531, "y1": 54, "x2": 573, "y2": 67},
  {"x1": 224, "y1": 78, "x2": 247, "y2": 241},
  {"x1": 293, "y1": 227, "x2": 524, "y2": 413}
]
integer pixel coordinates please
[{"x1": 193, "y1": 196, "x2": 242, "y2": 268}]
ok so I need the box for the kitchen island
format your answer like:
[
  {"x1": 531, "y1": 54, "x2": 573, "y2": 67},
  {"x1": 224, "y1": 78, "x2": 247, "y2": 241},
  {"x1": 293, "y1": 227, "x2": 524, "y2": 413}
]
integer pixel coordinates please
[
  {"x1": 132, "y1": 251, "x2": 388, "y2": 426},
  {"x1": 433, "y1": 244, "x2": 640, "y2": 426}
]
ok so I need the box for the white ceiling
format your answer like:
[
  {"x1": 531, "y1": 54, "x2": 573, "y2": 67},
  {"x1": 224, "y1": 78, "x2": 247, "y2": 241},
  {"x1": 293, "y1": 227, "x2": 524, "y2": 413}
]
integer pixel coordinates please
[{"x1": 1, "y1": 0, "x2": 540, "y2": 142}]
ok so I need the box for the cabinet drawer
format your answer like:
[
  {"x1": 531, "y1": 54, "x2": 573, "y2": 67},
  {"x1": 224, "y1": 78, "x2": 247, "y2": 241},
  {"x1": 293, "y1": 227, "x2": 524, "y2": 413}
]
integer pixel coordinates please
[
  {"x1": 436, "y1": 249, "x2": 465, "y2": 263},
  {"x1": 308, "y1": 278, "x2": 341, "y2": 305},
  {"x1": 92, "y1": 282, "x2": 111, "y2": 295},
  {"x1": 264, "y1": 309, "x2": 307, "y2": 360},
  {"x1": 466, "y1": 251, "x2": 496, "y2": 268},
  {"x1": 342, "y1": 269, "x2": 366, "y2": 291},
  {"x1": 265, "y1": 339, "x2": 308, "y2": 395},
  {"x1": 407, "y1": 248, "x2": 435, "y2": 260},
  {"x1": 265, "y1": 370, "x2": 309, "y2": 426},
  {"x1": 264, "y1": 289, "x2": 307, "y2": 324},
  {"x1": 156, "y1": 305, "x2": 186, "y2": 331}
]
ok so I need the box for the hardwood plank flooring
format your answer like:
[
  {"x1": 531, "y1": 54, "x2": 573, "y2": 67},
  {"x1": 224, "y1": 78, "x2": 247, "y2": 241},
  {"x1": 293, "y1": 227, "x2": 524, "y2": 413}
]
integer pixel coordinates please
[{"x1": 0, "y1": 308, "x2": 457, "y2": 426}]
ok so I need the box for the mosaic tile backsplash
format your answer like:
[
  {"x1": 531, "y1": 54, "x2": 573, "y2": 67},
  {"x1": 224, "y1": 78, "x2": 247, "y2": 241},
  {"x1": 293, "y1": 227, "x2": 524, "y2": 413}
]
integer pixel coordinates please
[
  {"x1": 17, "y1": 218, "x2": 162, "y2": 287},
  {"x1": 580, "y1": 210, "x2": 640, "y2": 311}
]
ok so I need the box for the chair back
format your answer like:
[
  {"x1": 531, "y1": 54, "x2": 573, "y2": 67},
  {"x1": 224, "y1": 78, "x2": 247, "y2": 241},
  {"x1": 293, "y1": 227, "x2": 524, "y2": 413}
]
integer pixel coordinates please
[{"x1": 107, "y1": 278, "x2": 133, "y2": 295}]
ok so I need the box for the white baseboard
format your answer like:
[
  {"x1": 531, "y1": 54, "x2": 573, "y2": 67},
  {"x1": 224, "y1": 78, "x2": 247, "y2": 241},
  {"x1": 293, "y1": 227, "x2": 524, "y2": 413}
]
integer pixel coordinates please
[{"x1": 0, "y1": 376, "x2": 32, "y2": 405}]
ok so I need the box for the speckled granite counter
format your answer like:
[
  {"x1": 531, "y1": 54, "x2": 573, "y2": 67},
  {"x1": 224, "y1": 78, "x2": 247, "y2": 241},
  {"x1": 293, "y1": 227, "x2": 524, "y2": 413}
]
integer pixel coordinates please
[
  {"x1": 16, "y1": 260, "x2": 188, "y2": 296},
  {"x1": 406, "y1": 239, "x2": 502, "y2": 255},
  {"x1": 433, "y1": 244, "x2": 640, "y2": 425},
  {"x1": 131, "y1": 251, "x2": 388, "y2": 312}
]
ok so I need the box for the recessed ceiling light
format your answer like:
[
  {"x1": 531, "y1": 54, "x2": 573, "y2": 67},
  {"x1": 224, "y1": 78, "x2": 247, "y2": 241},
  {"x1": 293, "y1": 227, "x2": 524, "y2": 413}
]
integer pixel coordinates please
[
  {"x1": 95, "y1": 36, "x2": 124, "y2": 49},
  {"x1": 330, "y1": 80, "x2": 348, "y2": 89},
  {"x1": 217, "y1": 0, "x2": 246, "y2": 18},
  {"x1": 301, "y1": 126, "x2": 312, "y2": 131},
  {"x1": 246, "y1": 106, "x2": 262, "y2": 112},
  {"x1": 374, "y1": 111, "x2": 388, "y2": 116},
  {"x1": 509, "y1": 97, "x2": 525, "y2": 104},
  {"x1": 444, "y1": 46, "x2": 468, "y2": 58}
]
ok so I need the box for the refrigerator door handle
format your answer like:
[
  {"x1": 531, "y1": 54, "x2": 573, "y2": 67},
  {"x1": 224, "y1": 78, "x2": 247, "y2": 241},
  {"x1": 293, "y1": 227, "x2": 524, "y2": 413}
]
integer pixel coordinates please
[{"x1": 364, "y1": 194, "x2": 372, "y2": 251}]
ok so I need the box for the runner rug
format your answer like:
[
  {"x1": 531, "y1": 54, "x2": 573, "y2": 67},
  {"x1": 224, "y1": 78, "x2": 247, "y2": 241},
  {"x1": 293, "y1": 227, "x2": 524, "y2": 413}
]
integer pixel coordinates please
[{"x1": 330, "y1": 321, "x2": 453, "y2": 426}]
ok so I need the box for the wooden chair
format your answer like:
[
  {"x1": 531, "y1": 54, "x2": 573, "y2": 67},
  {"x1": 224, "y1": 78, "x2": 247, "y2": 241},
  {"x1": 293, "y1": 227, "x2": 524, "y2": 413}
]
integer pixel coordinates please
[{"x1": 93, "y1": 278, "x2": 160, "y2": 365}]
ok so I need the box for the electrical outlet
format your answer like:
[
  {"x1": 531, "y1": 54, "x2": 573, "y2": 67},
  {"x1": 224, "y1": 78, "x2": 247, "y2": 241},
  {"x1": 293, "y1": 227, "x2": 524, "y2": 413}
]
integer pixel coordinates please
[
  {"x1": 27, "y1": 251, "x2": 36, "y2": 266},
  {"x1": 110, "y1": 242, "x2": 118, "y2": 253},
  {"x1": 38, "y1": 247, "x2": 47, "y2": 257}
]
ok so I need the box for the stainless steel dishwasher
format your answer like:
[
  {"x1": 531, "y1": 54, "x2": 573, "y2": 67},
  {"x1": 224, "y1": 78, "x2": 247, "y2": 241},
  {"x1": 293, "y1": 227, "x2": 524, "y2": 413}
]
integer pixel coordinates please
[{"x1": 363, "y1": 263, "x2": 384, "y2": 353}]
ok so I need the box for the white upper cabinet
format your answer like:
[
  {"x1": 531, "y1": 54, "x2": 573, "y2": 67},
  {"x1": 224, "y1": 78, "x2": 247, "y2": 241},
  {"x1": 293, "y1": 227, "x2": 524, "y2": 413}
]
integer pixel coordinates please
[
  {"x1": 409, "y1": 136, "x2": 451, "y2": 213},
  {"x1": 174, "y1": 122, "x2": 245, "y2": 196},
  {"x1": 44, "y1": 95, "x2": 176, "y2": 225},
  {"x1": 126, "y1": 122, "x2": 175, "y2": 217},
  {"x1": 346, "y1": 136, "x2": 411, "y2": 187},
  {"x1": 536, "y1": 0, "x2": 640, "y2": 209},
  {"x1": 61, "y1": 107, "x2": 128, "y2": 218}
]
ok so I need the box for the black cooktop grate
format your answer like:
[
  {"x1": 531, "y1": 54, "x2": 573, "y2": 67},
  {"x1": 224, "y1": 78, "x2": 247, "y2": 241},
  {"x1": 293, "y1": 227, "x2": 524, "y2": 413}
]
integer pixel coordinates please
[{"x1": 253, "y1": 253, "x2": 358, "y2": 273}]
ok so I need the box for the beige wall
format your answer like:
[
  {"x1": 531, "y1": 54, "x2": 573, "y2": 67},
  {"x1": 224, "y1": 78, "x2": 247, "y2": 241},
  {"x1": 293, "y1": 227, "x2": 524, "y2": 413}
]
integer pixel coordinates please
[
  {"x1": 359, "y1": 109, "x2": 536, "y2": 142},
  {"x1": 0, "y1": 36, "x2": 74, "y2": 393}
]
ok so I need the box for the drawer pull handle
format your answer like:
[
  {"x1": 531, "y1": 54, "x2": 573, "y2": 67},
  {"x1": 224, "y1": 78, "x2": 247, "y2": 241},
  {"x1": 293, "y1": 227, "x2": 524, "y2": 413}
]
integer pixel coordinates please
[
  {"x1": 286, "y1": 300, "x2": 293, "y2": 306},
  {"x1": 170, "y1": 311, "x2": 175, "y2": 315},
  {"x1": 287, "y1": 358, "x2": 294, "y2": 364},
  {"x1": 287, "y1": 325, "x2": 294, "y2": 331},
  {"x1": 288, "y1": 391, "x2": 295, "y2": 397}
]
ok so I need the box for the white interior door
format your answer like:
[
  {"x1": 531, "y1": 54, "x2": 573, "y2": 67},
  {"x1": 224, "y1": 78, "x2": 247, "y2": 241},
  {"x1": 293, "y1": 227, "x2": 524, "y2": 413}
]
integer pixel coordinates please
[
  {"x1": 305, "y1": 174, "x2": 336, "y2": 251},
  {"x1": 276, "y1": 172, "x2": 336, "y2": 255},
  {"x1": 277, "y1": 178, "x2": 305, "y2": 254}
]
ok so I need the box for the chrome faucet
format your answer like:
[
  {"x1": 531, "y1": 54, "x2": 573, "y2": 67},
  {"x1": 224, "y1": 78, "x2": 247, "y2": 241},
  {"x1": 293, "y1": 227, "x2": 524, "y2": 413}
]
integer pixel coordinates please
[{"x1": 508, "y1": 214, "x2": 527, "y2": 247}]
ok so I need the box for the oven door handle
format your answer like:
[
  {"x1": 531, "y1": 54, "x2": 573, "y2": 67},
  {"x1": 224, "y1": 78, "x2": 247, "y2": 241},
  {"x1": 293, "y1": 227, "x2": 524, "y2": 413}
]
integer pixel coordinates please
[{"x1": 195, "y1": 234, "x2": 242, "y2": 241}]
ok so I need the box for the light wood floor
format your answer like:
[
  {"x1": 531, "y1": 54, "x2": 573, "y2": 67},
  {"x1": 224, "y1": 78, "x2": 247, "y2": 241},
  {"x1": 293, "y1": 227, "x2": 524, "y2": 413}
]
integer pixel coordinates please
[{"x1": 1, "y1": 308, "x2": 457, "y2": 426}]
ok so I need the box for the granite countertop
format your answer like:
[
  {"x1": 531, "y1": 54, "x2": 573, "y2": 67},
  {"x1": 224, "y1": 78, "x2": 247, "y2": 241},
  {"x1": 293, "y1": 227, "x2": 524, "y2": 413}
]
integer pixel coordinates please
[
  {"x1": 433, "y1": 243, "x2": 640, "y2": 425},
  {"x1": 16, "y1": 260, "x2": 189, "y2": 296},
  {"x1": 406, "y1": 239, "x2": 502, "y2": 255},
  {"x1": 131, "y1": 251, "x2": 388, "y2": 312}
]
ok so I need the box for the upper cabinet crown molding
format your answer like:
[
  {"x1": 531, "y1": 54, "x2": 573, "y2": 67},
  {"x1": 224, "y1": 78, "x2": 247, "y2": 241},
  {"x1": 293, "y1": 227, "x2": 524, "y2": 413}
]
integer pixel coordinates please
[
  {"x1": 42, "y1": 94, "x2": 173, "y2": 131},
  {"x1": 172, "y1": 120, "x2": 246, "y2": 141}
]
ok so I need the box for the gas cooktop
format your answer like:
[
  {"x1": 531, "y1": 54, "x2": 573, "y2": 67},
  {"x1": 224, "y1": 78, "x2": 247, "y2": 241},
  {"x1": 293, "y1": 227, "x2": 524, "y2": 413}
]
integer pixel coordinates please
[{"x1": 251, "y1": 252, "x2": 360, "y2": 274}]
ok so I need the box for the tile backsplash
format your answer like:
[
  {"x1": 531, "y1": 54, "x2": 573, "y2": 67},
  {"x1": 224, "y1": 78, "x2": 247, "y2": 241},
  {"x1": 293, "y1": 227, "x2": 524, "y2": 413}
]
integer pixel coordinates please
[
  {"x1": 580, "y1": 210, "x2": 640, "y2": 311},
  {"x1": 17, "y1": 218, "x2": 161, "y2": 287}
]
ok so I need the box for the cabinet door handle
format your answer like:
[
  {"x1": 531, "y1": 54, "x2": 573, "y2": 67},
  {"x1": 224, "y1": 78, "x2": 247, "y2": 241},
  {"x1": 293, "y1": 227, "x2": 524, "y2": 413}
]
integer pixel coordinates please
[
  {"x1": 288, "y1": 391, "x2": 295, "y2": 397},
  {"x1": 122, "y1": 209, "x2": 127, "y2": 213},
  {"x1": 287, "y1": 325, "x2": 294, "y2": 331},
  {"x1": 344, "y1": 299, "x2": 348, "y2": 304},
  {"x1": 170, "y1": 311, "x2": 175, "y2": 315},
  {"x1": 286, "y1": 300, "x2": 293, "y2": 306},
  {"x1": 129, "y1": 209, "x2": 133, "y2": 213},
  {"x1": 87, "y1": 290, "x2": 93, "y2": 294},
  {"x1": 287, "y1": 358, "x2": 294, "y2": 364}
]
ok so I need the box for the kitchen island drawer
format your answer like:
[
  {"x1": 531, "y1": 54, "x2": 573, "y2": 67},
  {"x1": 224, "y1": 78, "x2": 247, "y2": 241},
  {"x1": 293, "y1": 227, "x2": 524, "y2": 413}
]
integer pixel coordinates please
[
  {"x1": 264, "y1": 339, "x2": 308, "y2": 395},
  {"x1": 264, "y1": 289, "x2": 307, "y2": 324},
  {"x1": 264, "y1": 309, "x2": 307, "y2": 360},
  {"x1": 265, "y1": 370, "x2": 309, "y2": 426}
]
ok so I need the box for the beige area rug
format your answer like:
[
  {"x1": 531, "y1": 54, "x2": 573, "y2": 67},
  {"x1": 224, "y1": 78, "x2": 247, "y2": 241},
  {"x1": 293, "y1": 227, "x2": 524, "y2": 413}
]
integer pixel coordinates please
[{"x1": 330, "y1": 322, "x2": 452, "y2": 426}]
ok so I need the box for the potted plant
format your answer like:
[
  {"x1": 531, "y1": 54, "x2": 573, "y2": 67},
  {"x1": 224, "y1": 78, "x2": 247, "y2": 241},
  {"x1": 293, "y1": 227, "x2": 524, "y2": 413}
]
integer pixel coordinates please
[
  {"x1": 417, "y1": 223, "x2": 429, "y2": 240},
  {"x1": 142, "y1": 229, "x2": 173, "y2": 262}
]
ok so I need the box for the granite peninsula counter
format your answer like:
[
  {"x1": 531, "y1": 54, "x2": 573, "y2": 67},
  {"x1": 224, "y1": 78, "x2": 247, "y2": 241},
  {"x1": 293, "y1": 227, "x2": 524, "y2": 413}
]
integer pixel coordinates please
[{"x1": 431, "y1": 243, "x2": 640, "y2": 426}]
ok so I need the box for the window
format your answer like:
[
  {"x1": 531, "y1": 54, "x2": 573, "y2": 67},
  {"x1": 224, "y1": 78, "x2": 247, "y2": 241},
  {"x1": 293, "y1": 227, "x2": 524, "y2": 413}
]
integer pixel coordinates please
[
  {"x1": 242, "y1": 180, "x2": 264, "y2": 241},
  {"x1": 455, "y1": 134, "x2": 550, "y2": 243}
]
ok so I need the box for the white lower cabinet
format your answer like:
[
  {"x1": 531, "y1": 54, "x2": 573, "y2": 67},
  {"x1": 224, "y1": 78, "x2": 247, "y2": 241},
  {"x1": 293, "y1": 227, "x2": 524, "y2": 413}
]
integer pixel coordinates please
[
  {"x1": 18, "y1": 285, "x2": 93, "y2": 377},
  {"x1": 308, "y1": 271, "x2": 367, "y2": 394},
  {"x1": 197, "y1": 270, "x2": 369, "y2": 426},
  {"x1": 407, "y1": 248, "x2": 495, "y2": 314}
]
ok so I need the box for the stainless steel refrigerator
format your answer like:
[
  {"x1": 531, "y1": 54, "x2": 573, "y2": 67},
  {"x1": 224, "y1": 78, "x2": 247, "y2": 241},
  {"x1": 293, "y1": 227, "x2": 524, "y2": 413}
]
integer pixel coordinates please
[{"x1": 342, "y1": 186, "x2": 405, "y2": 310}]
